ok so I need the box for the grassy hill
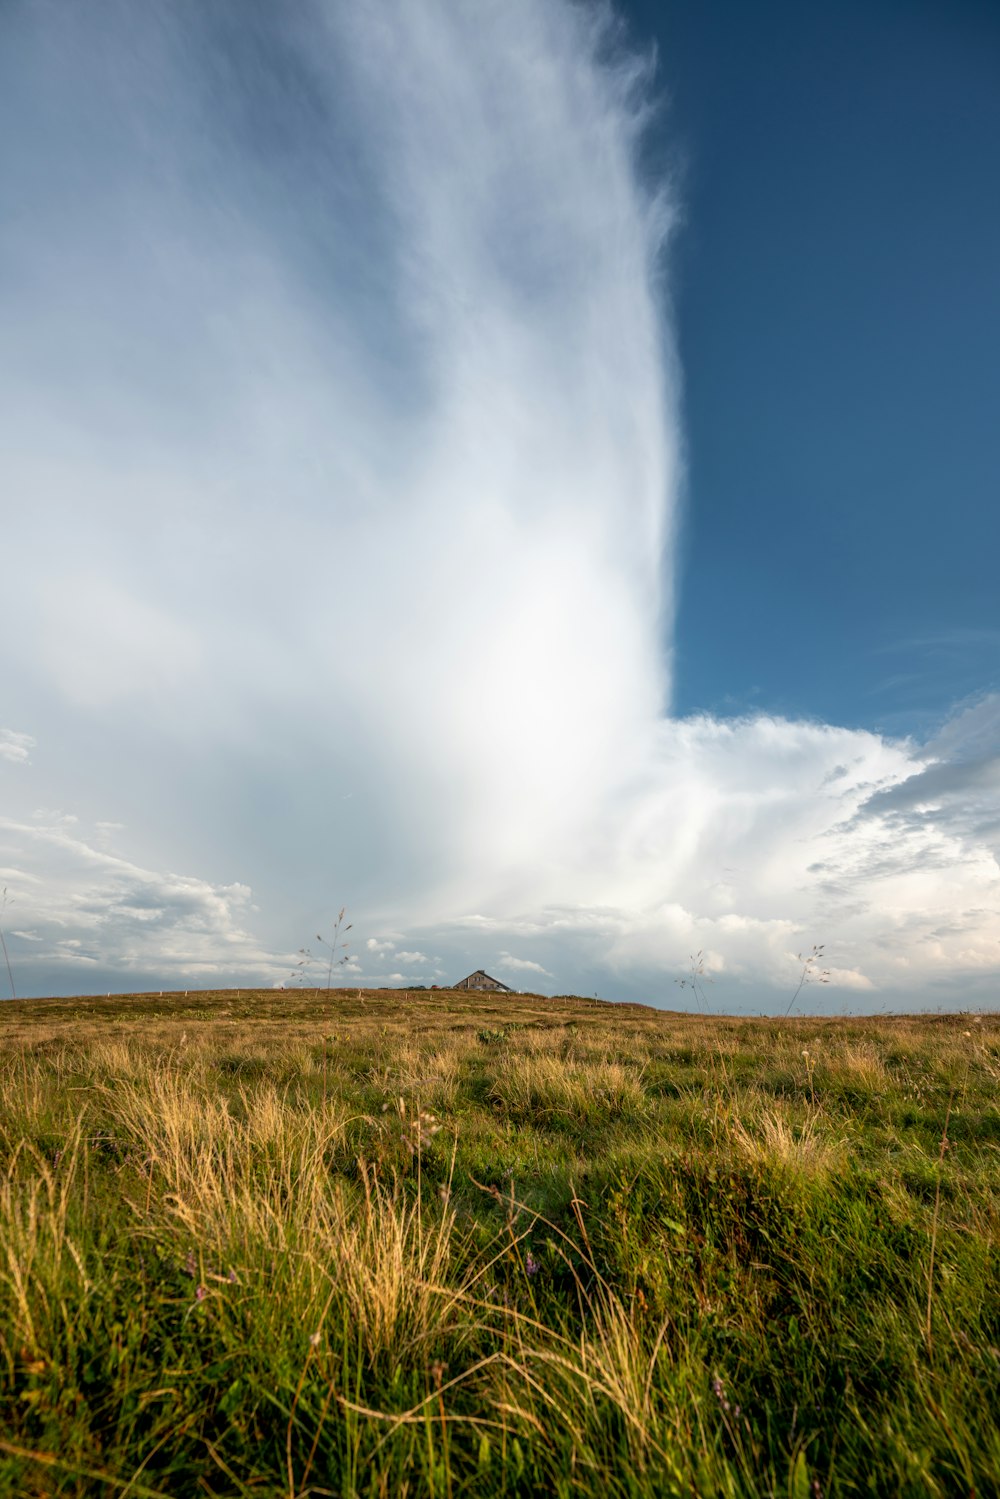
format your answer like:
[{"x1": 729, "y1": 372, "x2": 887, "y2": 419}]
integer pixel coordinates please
[{"x1": 1, "y1": 987, "x2": 998, "y2": 1496}]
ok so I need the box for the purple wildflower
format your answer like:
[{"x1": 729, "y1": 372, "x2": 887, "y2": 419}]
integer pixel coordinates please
[
  {"x1": 525, "y1": 1252, "x2": 540, "y2": 1278},
  {"x1": 712, "y1": 1374, "x2": 732, "y2": 1414},
  {"x1": 195, "y1": 1284, "x2": 208, "y2": 1302}
]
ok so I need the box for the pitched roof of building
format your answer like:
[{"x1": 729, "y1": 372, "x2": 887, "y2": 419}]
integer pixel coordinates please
[{"x1": 455, "y1": 969, "x2": 512, "y2": 992}]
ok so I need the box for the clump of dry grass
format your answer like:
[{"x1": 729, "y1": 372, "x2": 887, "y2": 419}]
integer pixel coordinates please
[
  {"x1": 725, "y1": 1101, "x2": 845, "y2": 1176},
  {"x1": 488, "y1": 1052, "x2": 647, "y2": 1123}
]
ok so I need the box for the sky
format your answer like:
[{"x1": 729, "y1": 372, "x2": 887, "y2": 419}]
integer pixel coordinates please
[
  {"x1": 647, "y1": 0, "x2": 1000, "y2": 735},
  {"x1": 1, "y1": 0, "x2": 998, "y2": 1012}
]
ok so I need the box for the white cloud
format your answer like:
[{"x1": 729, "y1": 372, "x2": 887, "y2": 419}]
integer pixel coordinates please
[
  {"x1": 497, "y1": 953, "x2": 554, "y2": 977},
  {"x1": 0, "y1": 730, "x2": 35, "y2": 765},
  {"x1": 0, "y1": 812, "x2": 285, "y2": 991},
  {"x1": 393, "y1": 701, "x2": 1000, "y2": 1007},
  {"x1": 826, "y1": 968, "x2": 876, "y2": 992}
]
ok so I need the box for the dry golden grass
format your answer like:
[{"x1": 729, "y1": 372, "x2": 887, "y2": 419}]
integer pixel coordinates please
[
  {"x1": 726, "y1": 1100, "x2": 846, "y2": 1176},
  {"x1": 488, "y1": 1052, "x2": 647, "y2": 1122}
]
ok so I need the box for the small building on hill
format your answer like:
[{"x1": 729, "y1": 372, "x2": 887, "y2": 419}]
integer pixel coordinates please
[{"x1": 454, "y1": 969, "x2": 512, "y2": 993}]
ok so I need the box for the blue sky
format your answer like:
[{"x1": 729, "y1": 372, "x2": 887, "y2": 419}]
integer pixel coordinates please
[
  {"x1": 1, "y1": 0, "x2": 998, "y2": 1010},
  {"x1": 641, "y1": 0, "x2": 1000, "y2": 734}
]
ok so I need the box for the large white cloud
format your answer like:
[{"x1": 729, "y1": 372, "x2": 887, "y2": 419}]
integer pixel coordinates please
[
  {"x1": 1, "y1": 1, "x2": 997, "y2": 1008},
  {"x1": 417, "y1": 703, "x2": 1000, "y2": 1007}
]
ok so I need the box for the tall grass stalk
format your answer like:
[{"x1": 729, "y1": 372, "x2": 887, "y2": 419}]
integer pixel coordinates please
[
  {"x1": 0, "y1": 888, "x2": 16, "y2": 1000},
  {"x1": 924, "y1": 1085, "x2": 955, "y2": 1357}
]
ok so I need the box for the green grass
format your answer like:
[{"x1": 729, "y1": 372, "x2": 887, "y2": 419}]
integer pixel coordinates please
[{"x1": 1, "y1": 987, "x2": 998, "y2": 1496}]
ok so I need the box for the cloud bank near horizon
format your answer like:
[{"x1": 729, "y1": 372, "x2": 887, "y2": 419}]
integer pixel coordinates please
[{"x1": 1, "y1": 0, "x2": 998, "y2": 1008}]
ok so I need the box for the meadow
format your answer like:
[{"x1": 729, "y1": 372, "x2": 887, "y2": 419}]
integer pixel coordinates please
[{"x1": 0, "y1": 987, "x2": 998, "y2": 1497}]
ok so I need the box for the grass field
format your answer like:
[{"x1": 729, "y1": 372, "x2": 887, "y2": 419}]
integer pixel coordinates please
[{"x1": 0, "y1": 987, "x2": 998, "y2": 1497}]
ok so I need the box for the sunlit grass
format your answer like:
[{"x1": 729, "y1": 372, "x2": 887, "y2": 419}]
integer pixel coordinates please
[{"x1": 0, "y1": 987, "x2": 998, "y2": 1495}]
